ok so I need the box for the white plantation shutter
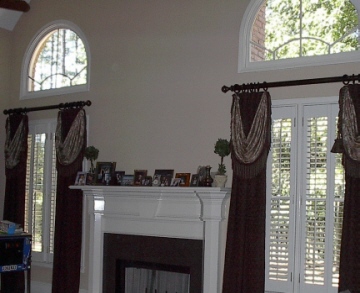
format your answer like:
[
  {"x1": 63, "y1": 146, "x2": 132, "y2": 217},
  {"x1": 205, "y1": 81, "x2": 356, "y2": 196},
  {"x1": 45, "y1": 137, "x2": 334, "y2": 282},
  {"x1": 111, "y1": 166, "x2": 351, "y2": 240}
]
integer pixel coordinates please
[
  {"x1": 302, "y1": 115, "x2": 329, "y2": 289},
  {"x1": 266, "y1": 105, "x2": 297, "y2": 293},
  {"x1": 24, "y1": 120, "x2": 57, "y2": 263},
  {"x1": 331, "y1": 148, "x2": 344, "y2": 286},
  {"x1": 266, "y1": 99, "x2": 344, "y2": 293},
  {"x1": 49, "y1": 136, "x2": 57, "y2": 255}
]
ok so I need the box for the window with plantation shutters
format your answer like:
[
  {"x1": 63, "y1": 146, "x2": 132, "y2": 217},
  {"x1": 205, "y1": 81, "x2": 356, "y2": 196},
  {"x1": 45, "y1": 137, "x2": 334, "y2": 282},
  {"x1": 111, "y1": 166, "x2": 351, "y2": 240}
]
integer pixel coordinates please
[
  {"x1": 265, "y1": 98, "x2": 344, "y2": 293},
  {"x1": 24, "y1": 119, "x2": 57, "y2": 263}
]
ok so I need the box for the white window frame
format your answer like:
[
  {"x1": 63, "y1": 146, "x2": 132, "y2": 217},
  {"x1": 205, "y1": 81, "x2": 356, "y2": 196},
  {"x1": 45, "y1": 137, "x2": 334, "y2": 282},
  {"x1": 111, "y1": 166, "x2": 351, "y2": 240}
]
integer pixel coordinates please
[
  {"x1": 239, "y1": 0, "x2": 360, "y2": 73},
  {"x1": 20, "y1": 20, "x2": 91, "y2": 100}
]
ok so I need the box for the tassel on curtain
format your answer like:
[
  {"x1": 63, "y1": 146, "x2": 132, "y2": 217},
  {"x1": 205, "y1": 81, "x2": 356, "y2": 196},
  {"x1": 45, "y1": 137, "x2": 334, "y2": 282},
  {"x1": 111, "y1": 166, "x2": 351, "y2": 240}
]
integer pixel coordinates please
[
  {"x1": 52, "y1": 108, "x2": 86, "y2": 293},
  {"x1": 334, "y1": 84, "x2": 360, "y2": 293},
  {"x1": 222, "y1": 90, "x2": 271, "y2": 293},
  {"x1": 2, "y1": 114, "x2": 28, "y2": 293}
]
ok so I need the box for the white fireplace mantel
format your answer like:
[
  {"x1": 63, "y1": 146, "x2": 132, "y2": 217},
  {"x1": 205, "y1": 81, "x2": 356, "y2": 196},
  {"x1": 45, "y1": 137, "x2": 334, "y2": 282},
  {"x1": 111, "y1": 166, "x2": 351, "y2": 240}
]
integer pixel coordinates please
[{"x1": 71, "y1": 185, "x2": 231, "y2": 293}]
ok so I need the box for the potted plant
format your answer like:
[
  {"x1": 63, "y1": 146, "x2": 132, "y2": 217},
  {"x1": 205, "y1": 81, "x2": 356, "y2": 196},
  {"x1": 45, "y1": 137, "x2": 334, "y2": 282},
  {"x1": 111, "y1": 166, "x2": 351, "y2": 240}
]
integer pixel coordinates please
[
  {"x1": 84, "y1": 146, "x2": 99, "y2": 174},
  {"x1": 213, "y1": 138, "x2": 230, "y2": 187}
]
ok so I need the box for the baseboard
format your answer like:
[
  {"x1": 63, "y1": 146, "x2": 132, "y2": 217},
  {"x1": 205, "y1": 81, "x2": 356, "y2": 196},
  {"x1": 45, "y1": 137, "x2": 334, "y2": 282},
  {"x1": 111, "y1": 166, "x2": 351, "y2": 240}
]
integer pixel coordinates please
[{"x1": 31, "y1": 281, "x2": 88, "y2": 293}]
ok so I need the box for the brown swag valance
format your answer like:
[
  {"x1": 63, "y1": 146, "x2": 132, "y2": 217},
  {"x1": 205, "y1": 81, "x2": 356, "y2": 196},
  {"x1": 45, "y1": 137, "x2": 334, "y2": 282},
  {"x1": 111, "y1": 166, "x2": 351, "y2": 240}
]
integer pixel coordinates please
[
  {"x1": 5, "y1": 115, "x2": 28, "y2": 170},
  {"x1": 337, "y1": 85, "x2": 360, "y2": 177},
  {"x1": 55, "y1": 108, "x2": 86, "y2": 168},
  {"x1": 231, "y1": 91, "x2": 272, "y2": 179}
]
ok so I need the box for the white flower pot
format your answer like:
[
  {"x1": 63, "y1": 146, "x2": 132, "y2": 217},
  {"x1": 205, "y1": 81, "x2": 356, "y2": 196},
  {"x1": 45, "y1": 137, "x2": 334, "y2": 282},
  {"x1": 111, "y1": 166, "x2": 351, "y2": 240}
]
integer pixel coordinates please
[{"x1": 214, "y1": 174, "x2": 227, "y2": 188}]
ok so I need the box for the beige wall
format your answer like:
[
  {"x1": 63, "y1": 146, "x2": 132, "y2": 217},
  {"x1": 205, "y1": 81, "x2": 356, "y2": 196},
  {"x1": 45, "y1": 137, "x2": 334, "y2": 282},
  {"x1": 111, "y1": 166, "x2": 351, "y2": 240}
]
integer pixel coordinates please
[{"x1": 2, "y1": 0, "x2": 360, "y2": 290}]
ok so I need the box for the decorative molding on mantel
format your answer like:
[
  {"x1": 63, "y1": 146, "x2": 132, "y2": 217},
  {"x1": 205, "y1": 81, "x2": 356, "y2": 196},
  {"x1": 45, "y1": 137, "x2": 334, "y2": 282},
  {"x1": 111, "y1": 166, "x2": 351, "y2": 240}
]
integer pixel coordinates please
[{"x1": 71, "y1": 185, "x2": 231, "y2": 293}]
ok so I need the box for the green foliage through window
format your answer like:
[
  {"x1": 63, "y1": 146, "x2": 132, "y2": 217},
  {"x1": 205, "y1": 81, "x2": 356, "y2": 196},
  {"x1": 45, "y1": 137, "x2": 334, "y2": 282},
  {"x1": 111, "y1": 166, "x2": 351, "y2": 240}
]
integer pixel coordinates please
[
  {"x1": 251, "y1": 0, "x2": 358, "y2": 61},
  {"x1": 29, "y1": 28, "x2": 87, "y2": 91}
]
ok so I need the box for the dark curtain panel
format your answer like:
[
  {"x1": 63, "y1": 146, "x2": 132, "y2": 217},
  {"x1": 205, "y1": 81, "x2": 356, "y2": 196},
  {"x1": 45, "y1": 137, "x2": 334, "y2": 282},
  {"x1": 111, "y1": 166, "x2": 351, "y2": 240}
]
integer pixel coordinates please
[
  {"x1": 222, "y1": 91, "x2": 271, "y2": 293},
  {"x1": 2, "y1": 114, "x2": 28, "y2": 293},
  {"x1": 52, "y1": 108, "x2": 86, "y2": 293},
  {"x1": 337, "y1": 84, "x2": 360, "y2": 293}
]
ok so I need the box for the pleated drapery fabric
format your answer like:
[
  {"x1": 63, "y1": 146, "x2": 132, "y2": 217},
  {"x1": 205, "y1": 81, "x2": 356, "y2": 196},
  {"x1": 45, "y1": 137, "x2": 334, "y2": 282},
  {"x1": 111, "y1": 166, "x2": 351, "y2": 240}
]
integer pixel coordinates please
[
  {"x1": 222, "y1": 91, "x2": 271, "y2": 293},
  {"x1": 2, "y1": 114, "x2": 28, "y2": 293},
  {"x1": 336, "y1": 85, "x2": 360, "y2": 293},
  {"x1": 51, "y1": 108, "x2": 86, "y2": 293}
]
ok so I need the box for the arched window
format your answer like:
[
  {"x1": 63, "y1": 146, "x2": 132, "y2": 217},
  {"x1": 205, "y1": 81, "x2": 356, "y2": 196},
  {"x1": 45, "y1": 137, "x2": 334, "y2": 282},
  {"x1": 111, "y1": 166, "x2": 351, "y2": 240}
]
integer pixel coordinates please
[
  {"x1": 240, "y1": 0, "x2": 359, "y2": 72},
  {"x1": 21, "y1": 20, "x2": 90, "y2": 99}
]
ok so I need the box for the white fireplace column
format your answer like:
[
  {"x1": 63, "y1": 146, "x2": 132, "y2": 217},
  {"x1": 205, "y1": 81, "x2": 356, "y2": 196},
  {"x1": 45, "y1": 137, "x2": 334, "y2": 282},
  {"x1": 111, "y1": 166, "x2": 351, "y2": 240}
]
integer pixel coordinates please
[{"x1": 71, "y1": 186, "x2": 230, "y2": 293}]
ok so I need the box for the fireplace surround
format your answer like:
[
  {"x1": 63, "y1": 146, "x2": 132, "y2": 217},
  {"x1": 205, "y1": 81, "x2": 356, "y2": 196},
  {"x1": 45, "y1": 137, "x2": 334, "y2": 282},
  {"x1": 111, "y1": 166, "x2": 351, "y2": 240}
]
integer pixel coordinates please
[{"x1": 71, "y1": 186, "x2": 230, "y2": 293}]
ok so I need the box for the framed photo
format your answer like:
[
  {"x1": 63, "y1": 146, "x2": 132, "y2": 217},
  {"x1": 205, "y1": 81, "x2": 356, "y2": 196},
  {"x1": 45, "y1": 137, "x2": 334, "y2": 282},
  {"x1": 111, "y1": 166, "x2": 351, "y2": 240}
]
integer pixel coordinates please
[
  {"x1": 143, "y1": 176, "x2": 153, "y2": 186},
  {"x1": 86, "y1": 173, "x2": 95, "y2": 185},
  {"x1": 152, "y1": 174, "x2": 161, "y2": 187},
  {"x1": 121, "y1": 174, "x2": 134, "y2": 186},
  {"x1": 153, "y1": 169, "x2": 174, "y2": 187},
  {"x1": 171, "y1": 178, "x2": 181, "y2": 187},
  {"x1": 134, "y1": 170, "x2": 148, "y2": 186},
  {"x1": 190, "y1": 174, "x2": 199, "y2": 187},
  {"x1": 95, "y1": 162, "x2": 116, "y2": 184},
  {"x1": 75, "y1": 171, "x2": 86, "y2": 185},
  {"x1": 114, "y1": 171, "x2": 125, "y2": 185},
  {"x1": 175, "y1": 173, "x2": 191, "y2": 187},
  {"x1": 160, "y1": 174, "x2": 172, "y2": 186}
]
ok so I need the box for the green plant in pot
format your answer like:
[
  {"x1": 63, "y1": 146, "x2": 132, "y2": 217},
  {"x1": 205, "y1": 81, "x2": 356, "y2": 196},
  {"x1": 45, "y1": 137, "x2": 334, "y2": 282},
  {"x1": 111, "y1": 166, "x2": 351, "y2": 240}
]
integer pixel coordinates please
[
  {"x1": 84, "y1": 146, "x2": 99, "y2": 173},
  {"x1": 214, "y1": 138, "x2": 230, "y2": 187}
]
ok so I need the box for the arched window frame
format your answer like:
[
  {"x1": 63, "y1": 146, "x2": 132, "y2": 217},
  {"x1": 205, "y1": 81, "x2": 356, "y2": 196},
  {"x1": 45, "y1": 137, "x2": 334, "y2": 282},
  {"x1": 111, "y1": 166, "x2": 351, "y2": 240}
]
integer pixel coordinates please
[
  {"x1": 239, "y1": 0, "x2": 360, "y2": 73},
  {"x1": 20, "y1": 20, "x2": 91, "y2": 100}
]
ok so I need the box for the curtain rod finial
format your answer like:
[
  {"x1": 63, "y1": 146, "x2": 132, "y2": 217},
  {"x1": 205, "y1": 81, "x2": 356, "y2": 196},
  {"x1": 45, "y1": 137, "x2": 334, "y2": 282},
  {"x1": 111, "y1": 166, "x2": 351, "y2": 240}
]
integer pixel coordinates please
[{"x1": 222, "y1": 86, "x2": 230, "y2": 93}]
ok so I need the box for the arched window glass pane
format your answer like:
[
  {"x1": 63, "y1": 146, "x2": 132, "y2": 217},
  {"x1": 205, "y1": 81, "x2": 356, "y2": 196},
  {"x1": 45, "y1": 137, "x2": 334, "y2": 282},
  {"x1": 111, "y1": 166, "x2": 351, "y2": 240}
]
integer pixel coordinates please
[
  {"x1": 28, "y1": 28, "x2": 87, "y2": 92},
  {"x1": 250, "y1": 0, "x2": 358, "y2": 63}
]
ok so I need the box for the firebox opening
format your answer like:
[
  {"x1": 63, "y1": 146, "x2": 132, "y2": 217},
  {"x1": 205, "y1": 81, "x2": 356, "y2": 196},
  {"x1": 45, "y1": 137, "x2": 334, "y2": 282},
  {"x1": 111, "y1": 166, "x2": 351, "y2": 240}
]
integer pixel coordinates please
[
  {"x1": 117, "y1": 260, "x2": 190, "y2": 293},
  {"x1": 103, "y1": 234, "x2": 203, "y2": 293}
]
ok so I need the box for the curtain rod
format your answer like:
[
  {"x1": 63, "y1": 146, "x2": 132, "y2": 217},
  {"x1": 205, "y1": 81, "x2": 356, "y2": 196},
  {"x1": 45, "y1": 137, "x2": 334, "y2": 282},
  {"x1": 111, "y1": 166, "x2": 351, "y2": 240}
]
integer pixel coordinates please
[
  {"x1": 3, "y1": 100, "x2": 92, "y2": 115},
  {"x1": 221, "y1": 74, "x2": 360, "y2": 93}
]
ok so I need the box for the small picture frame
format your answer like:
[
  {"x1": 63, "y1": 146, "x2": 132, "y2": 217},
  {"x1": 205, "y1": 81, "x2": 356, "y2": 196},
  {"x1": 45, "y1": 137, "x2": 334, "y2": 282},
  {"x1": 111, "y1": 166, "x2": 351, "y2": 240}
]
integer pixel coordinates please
[
  {"x1": 171, "y1": 178, "x2": 181, "y2": 187},
  {"x1": 86, "y1": 173, "x2": 95, "y2": 185},
  {"x1": 134, "y1": 170, "x2": 148, "y2": 186},
  {"x1": 152, "y1": 174, "x2": 161, "y2": 187},
  {"x1": 75, "y1": 171, "x2": 86, "y2": 185},
  {"x1": 190, "y1": 174, "x2": 199, "y2": 187},
  {"x1": 160, "y1": 174, "x2": 172, "y2": 186},
  {"x1": 95, "y1": 162, "x2": 116, "y2": 184},
  {"x1": 175, "y1": 173, "x2": 191, "y2": 187},
  {"x1": 121, "y1": 174, "x2": 134, "y2": 186},
  {"x1": 153, "y1": 169, "x2": 174, "y2": 187},
  {"x1": 143, "y1": 176, "x2": 153, "y2": 186},
  {"x1": 114, "y1": 171, "x2": 125, "y2": 185}
]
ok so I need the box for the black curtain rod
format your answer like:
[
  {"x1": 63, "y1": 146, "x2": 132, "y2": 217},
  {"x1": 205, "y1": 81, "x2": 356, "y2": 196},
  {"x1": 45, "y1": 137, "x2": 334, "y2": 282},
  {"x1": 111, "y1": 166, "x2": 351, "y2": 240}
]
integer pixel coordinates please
[
  {"x1": 221, "y1": 74, "x2": 360, "y2": 93},
  {"x1": 3, "y1": 100, "x2": 92, "y2": 115}
]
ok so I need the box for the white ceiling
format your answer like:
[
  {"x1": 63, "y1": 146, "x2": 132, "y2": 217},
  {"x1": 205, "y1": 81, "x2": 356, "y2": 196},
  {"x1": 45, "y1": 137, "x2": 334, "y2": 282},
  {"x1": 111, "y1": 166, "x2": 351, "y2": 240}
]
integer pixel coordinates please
[{"x1": 0, "y1": 0, "x2": 31, "y2": 31}]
